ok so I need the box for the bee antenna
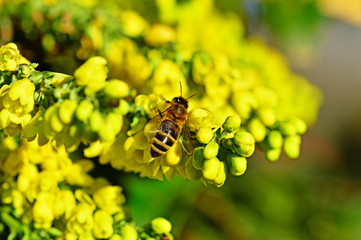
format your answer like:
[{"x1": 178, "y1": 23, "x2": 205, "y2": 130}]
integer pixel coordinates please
[
  {"x1": 179, "y1": 81, "x2": 183, "y2": 97},
  {"x1": 186, "y1": 93, "x2": 197, "y2": 99}
]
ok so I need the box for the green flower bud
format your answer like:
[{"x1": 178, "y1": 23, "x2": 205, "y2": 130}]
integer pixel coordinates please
[
  {"x1": 284, "y1": 135, "x2": 301, "y2": 159},
  {"x1": 202, "y1": 157, "x2": 220, "y2": 180},
  {"x1": 196, "y1": 127, "x2": 214, "y2": 144},
  {"x1": 151, "y1": 217, "x2": 172, "y2": 234},
  {"x1": 76, "y1": 100, "x2": 94, "y2": 122},
  {"x1": 267, "y1": 130, "x2": 283, "y2": 149},
  {"x1": 233, "y1": 131, "x2": 255, "y2": 157},
  {"x1": 50, "y1": 107, "x2": 64, "y2": 132},
  {"x1": 248, "y1": 118, "x2": 266, "y2": 142},
  {"x1": 59, "y1": 99, "x2": 77, "y2": 124},
  {"x1": 266, "y1": 148, "x2": 282, "y2": 162},
  {"x1": 110, "y1": 234, "x2": 123, "y2": 240},
  {"x1": 120, "y1": 225, "x2": 138, "y2": 240},
  {"x1": 104, "y1": 79, "x2": 130, "y2": 98},
  {"x1": 107, "y1": 112, "x2": 123, "y2": 133},
  {"x1": 279, "y1": 121, "x2": 297, "y2": 136},
  {"x1": 117, "y1": 99, "x2": 130, "y2": 115},
  {"x1": 227, "y1": 154, "x2": 247, "y2": 176},
  {"x1": 289, "y1": 117, "x2": 307, "y2": 134},
  {"x1": 214, "y1": 161, "x2": 227, "y2": 187},
  {"x1": 89, "y1": 111, "x2": 104, "y2": 132},
  {"x1": 203, "y1": 141, "x2": 219, "y2": 159},
  {"x1": 192, "y1": 147, "x2": 204, "y2": 170},
  {"x1": 222, "y1": 115, "x2": 241, "y2": 132}
]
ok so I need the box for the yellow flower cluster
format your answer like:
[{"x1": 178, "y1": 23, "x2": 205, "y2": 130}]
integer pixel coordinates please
[
  {"x1": 0, "y1": 139, "x2": 125, "y2": 238},
  {"x1": 0, "y1": 43, "x2": 30, "y2": 72},
  {"x1": 0, "y1": 138, "x2": 173, "y2": 240},
  {"x1": 20, "y1": 57, "x2": 130, "y2": 157}
]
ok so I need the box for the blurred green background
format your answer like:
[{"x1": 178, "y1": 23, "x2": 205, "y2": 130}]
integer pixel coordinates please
[{"x1": 3, "y1": 0, "x2": 361, "y2": 239}]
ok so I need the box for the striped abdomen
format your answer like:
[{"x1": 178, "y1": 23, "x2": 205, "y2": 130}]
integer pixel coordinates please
[{"x1": 151, "y1": 120, "x2": 180, "y2": 158}]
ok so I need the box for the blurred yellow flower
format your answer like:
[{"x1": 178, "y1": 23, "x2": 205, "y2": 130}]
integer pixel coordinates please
[
  {"x1": 93, "y1": 210, "x2": 114, "y2": 239},
  {"x1": 74, "y1": 57, "x2": 108, "y2": 95},
  {"x1": 93, "y1": 186, "x2": 125, "y2": 215},
  {"x1": 0, "y1": 43, "x2": 30, "y2": 71},
  {"x1": 0, "y1": 79, "x2": 35, "y2": 136}
]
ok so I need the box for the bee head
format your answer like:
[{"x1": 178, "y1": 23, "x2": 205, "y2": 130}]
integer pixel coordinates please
[{"x1": 172, "y1": 97, "x2": 188, "y2": 108}]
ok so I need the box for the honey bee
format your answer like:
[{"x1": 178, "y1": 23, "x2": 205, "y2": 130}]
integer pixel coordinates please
[{"x1": 150, "y1": 85, "x2": 195, "y2": 158}]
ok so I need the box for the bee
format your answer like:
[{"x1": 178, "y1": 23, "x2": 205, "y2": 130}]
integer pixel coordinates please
[{"x1": 150, "y1": 85, "x2": 195, "y2": 158}]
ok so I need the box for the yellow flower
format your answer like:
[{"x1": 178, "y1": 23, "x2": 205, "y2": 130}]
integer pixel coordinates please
[
  {"x1": 66, "y1": 203, "x2": 95, "y2": 235},
  {"x1": 0, "y1": 79, "x2": 35, "y2": 136},
  {"x1": 93, "y1": 186, "x2": 125, "y2": 215},
  {"x1": 93, "y1": 210, "x2": 114, "y2": 239},
  {"x1": 120, "y1": 11, "x2": 149, "y2": 37},
  {"x1": 0, "y1": 43, "x2": 30, "y2": 71},
  {"x1": 74, "y1": 57, "x2": 108, "y2": 95},
  {"x1": 144, "y1": 24, "x2": 176, "y2": 46},
  {"x1": 65, "y1": 160, "x2": 94, "y2": 187},
  {"x1": 2, "y1": 147, "x2": 27, "y2": 176},
  {"x1": 53, "y1": 190, "x2": 76, "y2": 219},
  {"x1": 17, "y1": 163, "x2": 38, "y2": 194},
  {"x1": 33, "y1": 192, "x2": 55, "y2": 229},
  {"x1": 151, "y1": 60, "x2": 188, "y2": 99}
]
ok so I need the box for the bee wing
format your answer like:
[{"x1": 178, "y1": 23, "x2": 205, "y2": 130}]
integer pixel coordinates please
[{"x1": 179, "y1": 122, "x2": 194, "y2": 156}]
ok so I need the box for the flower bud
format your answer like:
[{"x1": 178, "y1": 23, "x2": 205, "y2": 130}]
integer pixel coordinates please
[
  {"x1": 117, "y1": 99, "x2": 130, "y2": 115},
  {"x1": 192, "y1": 147, "x2": 204, "y2": 170},
  {"x1": 89, "y1": 111, "x2": 104, "y2": 132},
  {"x1": 258, "y1": 107, "x2": 276, "y2": 126},
  {"x1": 144, "y1": 24, "x2": 176, "y2": 46},
  {"x1": 110, "y1": 234, "x2": 124, "y2": 240},
  {"x1": 151, "y1": 217, "x2": 172, "y2": 234},
  {"x1": 289, "y1": 117, "x2": 307, "y2": 134},
  {"x1": 59, "y1": 99, "x2": 77, "y2": 124},
  {"x1": 227, "y1": 154, "x2": 247, "y2": 176},
  {"x1": 104, "y1": 79, "x2": 129, "y2": 98},
  {"x1": 233, "y1": 131, "x2": 255, "y2": 157},
  {"x1": 267, "y1": 130, "x2": 283, "y2": 149},
  {"x1": 202, "y1": 157, "x2": 220, "y2": 180},
  {"x1": 120, "y1": 225, "x2": 138, "y2": 240},
  {"x1": 214, "y1": 161, "x2": 227, "y2": 187},
  {"x1": 76, "y1": 100, "x2": 94, "y2": 122},
  {"x1": 222, "y1": 115, "x2": 241, "y2": 132},
  {"x1": 50, "y1": 107, "x2": 63, "y2": 132},
  {"x1": 266, "y1": 148, "x2": 282, "y2": 162},
  {"x1": 196, "y1": 127, "x2": 214, "y2": 144},
  {"x1": 247, "y1": 118, "x2": 266, "y2": 142},
  {"x1": 284, "y1": 135, "x2": 301, "y2": 159},
  {"x1": 203, "y1": 141, "x2": 219, "y2": 159},
  {"x1": 279, "y1": 121, "x2": 297, "y2": 136}
]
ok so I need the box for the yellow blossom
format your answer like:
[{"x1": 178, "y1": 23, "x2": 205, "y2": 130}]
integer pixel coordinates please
[
  {"x1": 0, "y1": 79, "x2": 35, "y2": 135},
  {"x1": 0, "y1": 43, "x2": 30, "y2": 71},
  {"x1": 92, "y1": 210, "x2": 114, "y2": 239},
  {"x1": 74, "y1": 57, "x2": 108, "y2": 94},
  {"x1": 144, "y1": 24, "x2": 176, "y2": 46},
  {"x1": 33, "y1": 192, "x2": 54, "y2": 229},
  {"x1": 93, "y1": 186, "x2": 125, "y2": 215}
]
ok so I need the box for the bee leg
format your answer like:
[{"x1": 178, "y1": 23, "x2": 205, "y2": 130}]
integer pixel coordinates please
[{"x1": 158, "y1": 109, "x2": 163, "y2": 118}]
